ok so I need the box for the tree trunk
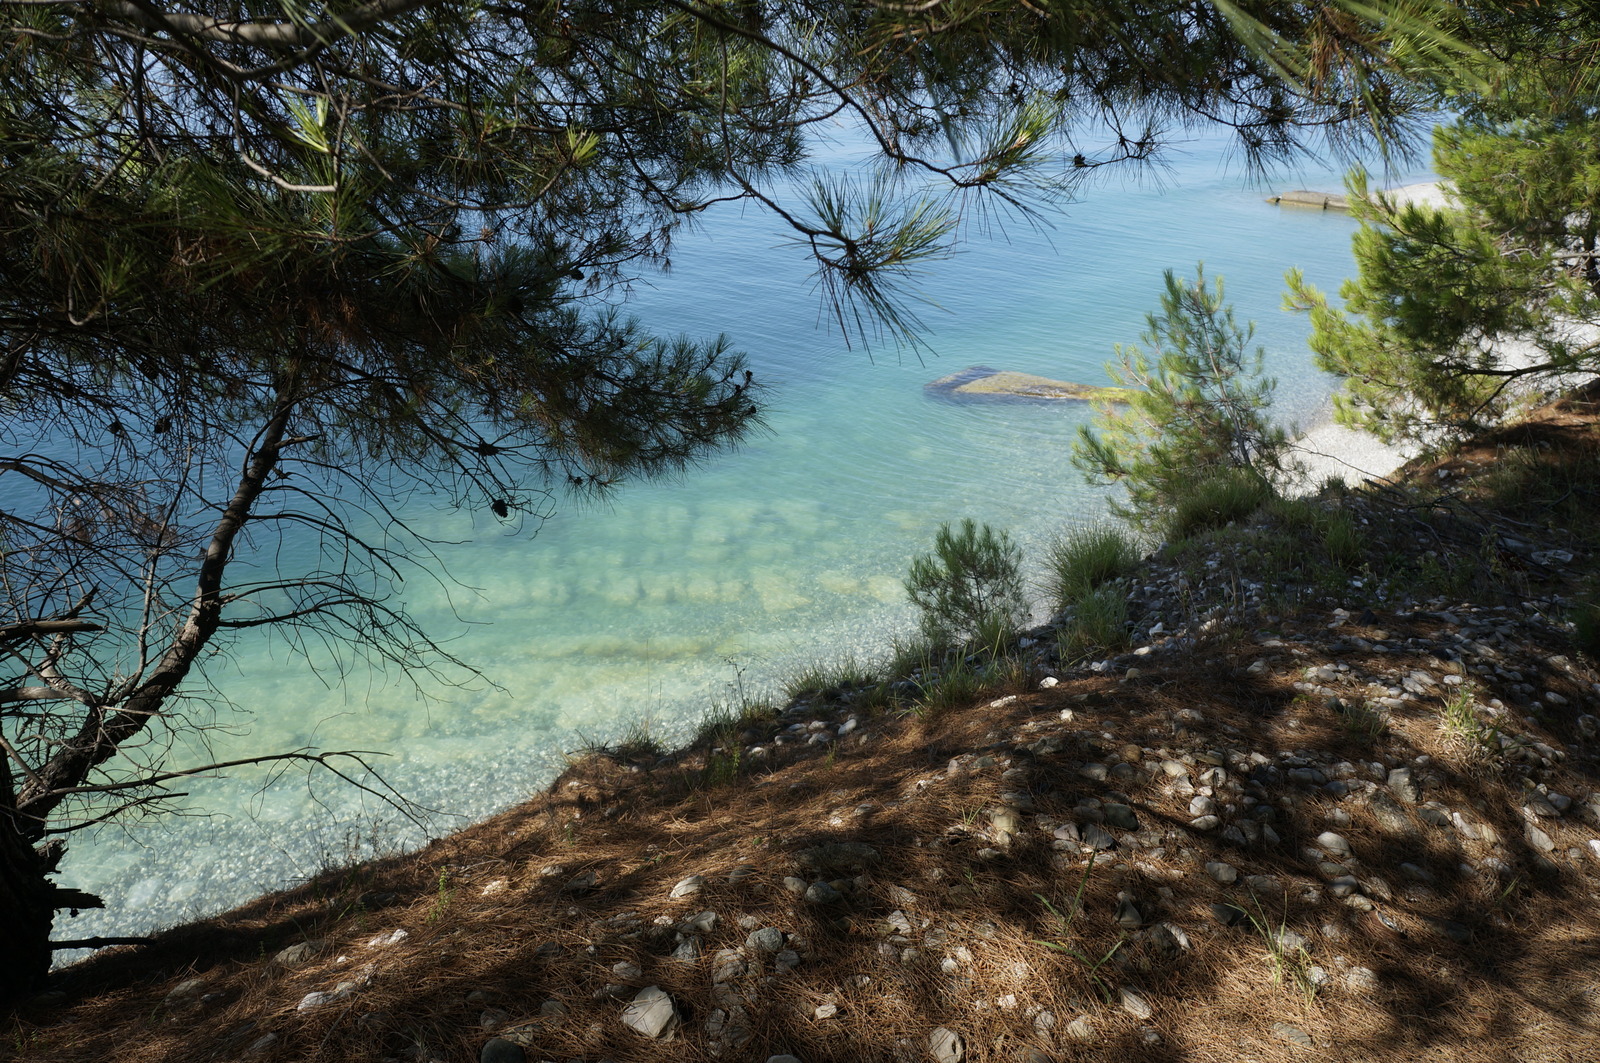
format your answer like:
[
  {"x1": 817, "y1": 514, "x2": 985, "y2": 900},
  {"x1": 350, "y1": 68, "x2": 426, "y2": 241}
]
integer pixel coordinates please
[{"x1": 0, "y1": 814, "x2": 54, "y2": 1004}]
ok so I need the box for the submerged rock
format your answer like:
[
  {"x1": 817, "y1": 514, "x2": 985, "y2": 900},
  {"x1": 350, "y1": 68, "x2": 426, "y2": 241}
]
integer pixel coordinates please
[{"x1": 925, "y1": 366, "x2": 1130, "y2": 405}]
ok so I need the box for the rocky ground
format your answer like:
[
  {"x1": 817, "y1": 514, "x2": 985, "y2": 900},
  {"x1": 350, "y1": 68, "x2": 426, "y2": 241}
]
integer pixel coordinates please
[{"x1": 11, "y1": 391, "x2": 1600, "y2": 1063}]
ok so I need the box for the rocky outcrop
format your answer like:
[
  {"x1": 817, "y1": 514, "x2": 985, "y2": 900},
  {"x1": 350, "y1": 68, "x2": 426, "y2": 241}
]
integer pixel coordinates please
[{"x1": 925, "y1": 365, "x2": 1129, "y2": 404}]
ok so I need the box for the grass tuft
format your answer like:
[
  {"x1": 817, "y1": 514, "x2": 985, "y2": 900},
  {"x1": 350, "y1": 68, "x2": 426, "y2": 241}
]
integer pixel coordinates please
[
  {"x1": 1163, "y1": 467, "x2": 1275, "y2": 542},
  {"x1": 1045, "y1": 522, "x2": 1140, "y2": 612}
]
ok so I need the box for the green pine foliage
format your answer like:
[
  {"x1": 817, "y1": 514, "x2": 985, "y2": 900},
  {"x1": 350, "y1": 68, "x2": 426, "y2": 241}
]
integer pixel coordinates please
[
  {"x1": 1286, "y1": 9, "x2": 1600, "y2": 443},
  {"x1": 1073, "y1": 266, "x2": 1292, "y2": 533},
  {"x1": 904, "y1": 519, "x2": 1029, "y2": 650}
]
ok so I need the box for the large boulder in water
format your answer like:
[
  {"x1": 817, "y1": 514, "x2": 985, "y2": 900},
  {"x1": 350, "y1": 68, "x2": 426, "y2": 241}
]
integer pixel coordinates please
[{"x1": 925, "y1": 365, "x2": 1130, "y2": 404}]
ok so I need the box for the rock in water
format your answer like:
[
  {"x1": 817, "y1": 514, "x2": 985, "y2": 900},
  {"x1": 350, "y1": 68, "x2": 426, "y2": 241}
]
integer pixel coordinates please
[{"x1": 924, "y1": 366, "x2": 1130, "y2": 405}]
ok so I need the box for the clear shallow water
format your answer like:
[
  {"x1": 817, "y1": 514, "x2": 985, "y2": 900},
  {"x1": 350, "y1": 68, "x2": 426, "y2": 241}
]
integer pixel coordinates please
[{"x1": 56, "y1": 137, "x2": 1420, "y2": 947}]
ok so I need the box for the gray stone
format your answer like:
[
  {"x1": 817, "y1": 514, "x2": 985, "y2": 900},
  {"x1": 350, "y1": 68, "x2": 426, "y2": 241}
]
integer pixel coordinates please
[
  {"x1": 747, "y1": 927, "x2": 785, "y2": 953},
  {"x1": 1014, "y1": 1050, "x2": 1053, "y2": 1063},
  {"x1": 669, "y1": 875, "x2": 705, "y2": 899},
  {"x1": 767, "y1": 1056, "x2": 803, "y2": 1063},
  {"x1": 1205, "y1": 861, "x2": 1238, "y2": 885},
  {"x1": 1114, "y1": 897, "x2": 1143, "y2": 929},
  {"x1": 1423, "y1": 918, "x2": 1473, "y2": 944},
  {"x1": 1081, "y1": 824, "x2": 1117, "y2": 850},
  {"x1": 1064, "y1": 1016, "x2": 1095, "y2": 1042},
  {"x1": 929, "y1": 1026, "x2": 965, "y2": 1063},
  {"x1": 682, "y1": 909, "x2": 718, "y2": 933},
  {"x1": 1316, "y1": 831, "x2": 1352, "y2": 857},
  {"x1": 1399, "y1": 862, "x2": 1435, "y2": 884},
  {"x1": 1189, "y1": 815, "x2": 1221, "y2": 831},
  {"x1": 163, "y1": 978, "x2": 207, "y2": 1005},
  {"x1": 804, "y1": 880, "x2": 843, "y2": 904},
  {"x1": 1367, "y1": 791, "x2": 1413, "y2": 835},
  {"x1": 711, "y1": 950, "x2": 748, "y2": 983},
  {"x1": 621, "y1": 986, "x2": 679, "y2": 1039},
  {"x1": 273, "y1": 941, "x2": 322, "y2": 968},
  {"x1": 1118, "y1": 987, "x2": 1153, "y2": 1020},
  {"x1": 1345, "y1": 966, "x2": 1378, "y2": 993},
  {"x1": 1104, "y1": 803, "x2": 1140, "y2": 830},
  {"x1": 1210, "y1": 903, "x2": 1249, "y2": 927},
  {"x1": 795, "y1": 841, "x2": 879, "y2": 871},
  {"x1": 1525, "y1": 824, "x2": 1556, "y2": 853},
  {"x1": 480, "y1": 1037, "x2": 526, "y2": 1063},
  {"x1": 1272, "y1": 1022, "x2": 1314, "y2": 1047}
]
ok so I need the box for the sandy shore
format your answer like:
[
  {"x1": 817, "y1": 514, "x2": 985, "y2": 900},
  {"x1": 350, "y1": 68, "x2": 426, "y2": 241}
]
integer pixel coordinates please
[{"x1": 1286, "y1": 416, "x2": 1423, "y2": 495}]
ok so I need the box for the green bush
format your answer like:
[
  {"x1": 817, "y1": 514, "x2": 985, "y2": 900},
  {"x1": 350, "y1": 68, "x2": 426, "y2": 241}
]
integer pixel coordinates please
[
  {"x1": 905, "y1": 518, "x2": 1029, "y2": 648},
  {"x1": 1163, "y1": 467, "x2": 1275, "y2": 541},
  {"x1": 1074, "y1": 265, "x2": 1294, "y2": 531},
  {"x1": 1046, "y1": 522, "x2": 1140, "y2": 611}
]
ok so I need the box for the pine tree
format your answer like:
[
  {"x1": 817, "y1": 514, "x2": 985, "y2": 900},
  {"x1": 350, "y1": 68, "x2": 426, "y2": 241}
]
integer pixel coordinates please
[
  {"x1": 1286, "y1": 6, "x2": 1600, "y2": 442},
  {"x1": 1074, "y1": 266, "x2": 1290, "y2": 532}
]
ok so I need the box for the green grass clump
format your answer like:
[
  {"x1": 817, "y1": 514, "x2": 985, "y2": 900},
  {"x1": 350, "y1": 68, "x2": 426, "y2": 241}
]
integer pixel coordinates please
[
  {"x1": 1046, "y1": 522, "x2": 1140, "y2": 611},
  {"x1": 783, "y1": 653, "x2": 879, "y2": 703},
  {"x1": 1057, "y1": 585, "x2": 1130, "y2": 661},
  {"x1": 1163, "y1": 468, "x2": 1275, "y2": 542}
]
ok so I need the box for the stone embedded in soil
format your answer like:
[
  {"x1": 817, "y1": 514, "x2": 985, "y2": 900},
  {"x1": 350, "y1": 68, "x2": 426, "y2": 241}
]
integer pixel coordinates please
[
  {"x1": 669, "y1": 875, "x2": 705, "y2": 899},
  {"x1": 1205, "y1": 861, "x2": 1238, "y2": 884},
  {"x1": 1316, "y1": 831, "x2": 1352, "y2": 857},
  {"x1": 930, "y1": 1026, "x2": 966, "y2": 1063},
  {"x1": 1115, "y1": 897, "x2": 1144, "y2": 929},
  {"x1": 746, "y1": 927, "x2": 785, "y2": 953},
  {"x1": 1367, "y1": 791, "x2": 1414, "y2": 835},
  {"x1": 1065, "y1": 1016, "x2": 1095, "y2": 1042},
  {"x1": 1346, "y1": 967, "x2": 1379, "y2": 993},
  {"x1": 1119, "y1": 987, "x2": 1154, "y2": 1020},
  {"x1": 1104, "y1": 803, "x2": 1140, "y2": 830},
  {"x1": 1273, "y1": 1022, "x2": 1314, "y2": 1047},
  {"x1": 1081, "y1": 823, "x2": 1117, "y2": 850},
  {"x1": 1211, "y1": 903, "x2": 1250, "y2": 927},
  {"x1": 162, "y1": 978, "x2": 207, "y2": 1005},
  {"x1": 479, "y1": 1036, "x2": 526, "y2": 1063},
  {"x1": 621, "y1": 986, "x2": 679, "y2": 1039},
  {"x1": 273, "y1": 941, "x2": 322, "y2": 968},
  {"x1": 805, "y1": 880, "x2": 843, "y2": 904}
]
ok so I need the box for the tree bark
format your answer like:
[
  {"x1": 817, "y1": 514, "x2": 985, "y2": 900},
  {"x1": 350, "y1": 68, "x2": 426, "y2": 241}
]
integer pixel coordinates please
[{"x1": 0, "y1": 815, "x2": 54, "y2": 1002}]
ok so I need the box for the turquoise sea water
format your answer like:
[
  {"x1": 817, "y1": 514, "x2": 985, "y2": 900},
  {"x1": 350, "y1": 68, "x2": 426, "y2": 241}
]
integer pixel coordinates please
[{"x1": 58, "y1": 136, "x2": 1421, "y2": 946}]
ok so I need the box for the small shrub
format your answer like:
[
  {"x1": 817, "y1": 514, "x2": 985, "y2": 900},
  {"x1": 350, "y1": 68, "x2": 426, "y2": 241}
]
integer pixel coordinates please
[
  {"x1": 905, "y1": 518, "x2": 1029, "y2": 648},
  {"x1": 1073, "y1": 265, "x2": 1294, "y2": 530},
  {"x1": 1337, "y1": 699, "x2": 1388, "y2": 742},
  {"x1": 1046, "y1": 522, "x2": 1140, "y2": 610},
  {"x1": 1163, "y1": 467, "x2": 1275, "y2": 541},
  {"x1": 1571, "y1": 601, "x2": 1600, "y2": 660},
  {"x1": 1439, "y1": 684, "x2": 1503, "y2": 767}
]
